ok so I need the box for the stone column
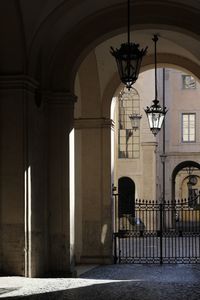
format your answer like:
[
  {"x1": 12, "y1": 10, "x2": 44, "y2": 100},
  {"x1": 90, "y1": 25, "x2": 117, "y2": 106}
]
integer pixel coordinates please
[
  {"x1": 74, "y1": 117, "x2": 113, "y2": 264},
  {"x1": 46, "y1": 92, "x2": 76, "y2": 276}
]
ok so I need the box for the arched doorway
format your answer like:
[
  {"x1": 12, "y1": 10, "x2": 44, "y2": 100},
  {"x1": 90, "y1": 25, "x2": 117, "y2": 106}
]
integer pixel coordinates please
[
  {"x1": 172, "y1": 161, "x2": 200, "y2": 203},
  {"x1": 60, "y1": 3, "x2": 200, "y2": 269},
  {"x1": 118, "y1": 177, "x2": 135, "y2": 217}
]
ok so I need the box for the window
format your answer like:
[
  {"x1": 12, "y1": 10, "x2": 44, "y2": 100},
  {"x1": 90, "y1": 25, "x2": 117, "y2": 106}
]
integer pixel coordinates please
[
  {"x1": 182, "y1": 75, "x2": 196, "y2": 89},
  {"x1": 182, "y1": 113, "x2": 196, "y2": 142},
  {"x1": 118, "y1": 87, "x2": 140, "y2": 159}
]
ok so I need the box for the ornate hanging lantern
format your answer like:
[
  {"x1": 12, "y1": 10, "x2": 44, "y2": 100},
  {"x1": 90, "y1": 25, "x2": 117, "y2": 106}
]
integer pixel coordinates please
[
  {"x1": 110, "y1": 0, "x2": 147, "y2": 90},
  {"x1": 145, "y1": 35, "x2": 167, "y2": 136}
]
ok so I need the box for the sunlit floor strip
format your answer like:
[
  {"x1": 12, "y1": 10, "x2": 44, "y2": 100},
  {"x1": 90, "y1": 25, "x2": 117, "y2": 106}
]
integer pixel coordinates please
[
  {"x1": 0, "y1": 277, "x2": 142, "y2": 298},
  {"x1": 1, "y1": 264, "x2": 200, "y2": 299}
]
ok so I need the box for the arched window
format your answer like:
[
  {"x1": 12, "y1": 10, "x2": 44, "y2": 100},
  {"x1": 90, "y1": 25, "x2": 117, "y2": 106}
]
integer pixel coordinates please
[{"x1": 118, "y1": 87, "x2": 141, "y2": 159}]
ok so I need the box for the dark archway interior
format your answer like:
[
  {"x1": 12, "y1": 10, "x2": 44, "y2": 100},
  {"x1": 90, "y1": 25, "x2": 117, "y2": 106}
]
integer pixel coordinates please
[{"x1": 118, "y1": 177, "x2": 135, "y2": 217}]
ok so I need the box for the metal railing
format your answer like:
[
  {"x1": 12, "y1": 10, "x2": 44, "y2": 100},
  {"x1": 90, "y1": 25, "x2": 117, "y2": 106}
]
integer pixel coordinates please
[{"x1": 113, "y1": 196, "x2": 200, "y2": 264}]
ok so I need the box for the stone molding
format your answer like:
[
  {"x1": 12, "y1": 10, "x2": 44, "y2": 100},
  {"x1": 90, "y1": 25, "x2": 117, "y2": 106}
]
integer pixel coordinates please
[
  {"x1": 43, "y1": 91, "x2": 77, "y2": 106},
  {"x1": 0, "y1": 75, "x2": 39, "y2": 93},
  {"x1": 74, "y1": 117, "x2": 115, "y2": 129},
  {"x1": 165, "y1": 152, "x2": 200, "y2": 157},
  {"x1": 0, "y1": 75, "x2": 77, "y2": 107},
  {"x1": 141, "y1": 142, "x2": 158, "y2": 147}
]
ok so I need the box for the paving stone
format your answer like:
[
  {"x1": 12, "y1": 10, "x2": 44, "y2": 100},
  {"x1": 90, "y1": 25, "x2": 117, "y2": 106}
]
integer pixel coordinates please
[{"x1": 1, "y1": 264, "x2": 200, "y2": 299}]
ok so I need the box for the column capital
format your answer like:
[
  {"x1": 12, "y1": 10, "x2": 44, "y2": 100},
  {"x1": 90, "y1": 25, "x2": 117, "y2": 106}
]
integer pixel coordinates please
[
  {"x1": 74, "y1": 117, "x2": 114, "y2": 129},
  {"x1": 43, "y1": 91, "x2": 77, "y2": 106},
  {"x1": 0, "y1": 75, "x2": 39, "y2": 92}
]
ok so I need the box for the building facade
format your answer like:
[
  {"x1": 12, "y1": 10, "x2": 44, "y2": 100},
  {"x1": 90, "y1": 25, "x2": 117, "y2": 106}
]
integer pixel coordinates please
[{"x1": 115, "y1": 68, "x2": 200, "y2": 204}]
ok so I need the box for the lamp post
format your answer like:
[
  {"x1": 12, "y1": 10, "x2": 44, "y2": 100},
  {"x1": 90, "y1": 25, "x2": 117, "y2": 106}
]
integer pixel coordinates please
[
  {"x1": 160, "y1": 68, "x2": 167, "y2": 204},
  {"x1": 110, "y1": 0, "x2": 148, "y2": 90}
]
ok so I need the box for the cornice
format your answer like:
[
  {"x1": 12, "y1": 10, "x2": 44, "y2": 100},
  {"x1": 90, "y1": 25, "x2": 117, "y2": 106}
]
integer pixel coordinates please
[
  {"x1": 165, "y1": 152, "x2": 200, "y2": 157},
  {"x1": 141, "y1": 142, "x2": 158, "y2": 147},
  {"x1": 0, "y1": 75, "x2": 39, "y2": 92},
  {"x1": 74, "y1": 117, "x2": 114, "y2": 129},
  {"x1": 43, "y1": 91, "x2": 77, "y2": 106}
]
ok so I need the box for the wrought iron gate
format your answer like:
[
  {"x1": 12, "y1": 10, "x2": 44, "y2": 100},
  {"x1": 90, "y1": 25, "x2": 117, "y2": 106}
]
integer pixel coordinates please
[{"x1": 113, "y1": 194, "x2": 200, "y2": 264}]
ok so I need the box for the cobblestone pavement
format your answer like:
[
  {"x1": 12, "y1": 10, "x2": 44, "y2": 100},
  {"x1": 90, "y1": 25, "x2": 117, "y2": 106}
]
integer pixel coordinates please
[{"x1": 1, "y1": 264, "x2": 200, "y2": 299}]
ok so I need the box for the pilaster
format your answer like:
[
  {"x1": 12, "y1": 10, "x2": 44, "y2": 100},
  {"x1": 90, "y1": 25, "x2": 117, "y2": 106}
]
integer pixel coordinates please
[
  {"x1": 74, "y1": 117, "x2": 114, "y2": 264},
  {"x1": 46, "y1": 91, "x2": 76, "y2": 276},
  {"x1": 0, "y1": 75, "x2": 39, "y2": 276}
]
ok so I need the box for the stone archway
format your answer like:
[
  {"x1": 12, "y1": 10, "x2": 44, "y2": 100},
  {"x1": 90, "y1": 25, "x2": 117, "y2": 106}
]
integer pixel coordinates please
[
  {"x1": 2, "y1": 0, "x2": 200, "y2": 277},
  {"x1": 24, "y1": 1, "x2": 200, "y2": 93},
  {"x1": 172, "y1": 161, "x2": 200, "y2": 202},
  {"x1": 25, "y1": 2, "x2": 200, "y2": 271}
]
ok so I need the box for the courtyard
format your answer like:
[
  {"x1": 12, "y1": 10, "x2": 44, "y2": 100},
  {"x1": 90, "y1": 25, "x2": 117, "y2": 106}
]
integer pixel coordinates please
[{"x1": 1, "y1": 264, "x2": 200, "y2": 299}]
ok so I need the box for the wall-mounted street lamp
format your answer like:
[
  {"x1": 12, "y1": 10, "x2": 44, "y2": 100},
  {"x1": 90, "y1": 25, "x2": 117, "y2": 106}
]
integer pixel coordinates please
[
  {"x1": 145, "y1": 35, "x2": 167, "y2": 136},
  {"x1": 129, "y1": 113, "x2": 142, "y2": 131},
  {"x1": 110, "y1": 0, "x2": 148, "y2": 90}
]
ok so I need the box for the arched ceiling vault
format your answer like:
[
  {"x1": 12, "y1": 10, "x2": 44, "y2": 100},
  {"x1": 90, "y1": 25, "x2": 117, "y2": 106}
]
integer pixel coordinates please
[
  {"x1": 93, "y1": 31, "x2": 200, "y2": 108},
  {"x1": 101, "y1": 53, "x2": 200, "y2": 119},
  {"x1": 1, "y1": 1, "x2": 200, "y2": 93},
  {"x1": 37, "y1": 1, "x2": 200, "y2": 92}
]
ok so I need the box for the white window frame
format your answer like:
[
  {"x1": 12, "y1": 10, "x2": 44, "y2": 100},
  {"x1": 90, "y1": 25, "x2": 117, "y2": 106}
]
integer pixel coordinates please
[
  {"x1": 182, "y1": 113, "x2": 196, "y2": 143},
  {"x1": 182, "y1": 75, "x2": 196, "y2": 89}
]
